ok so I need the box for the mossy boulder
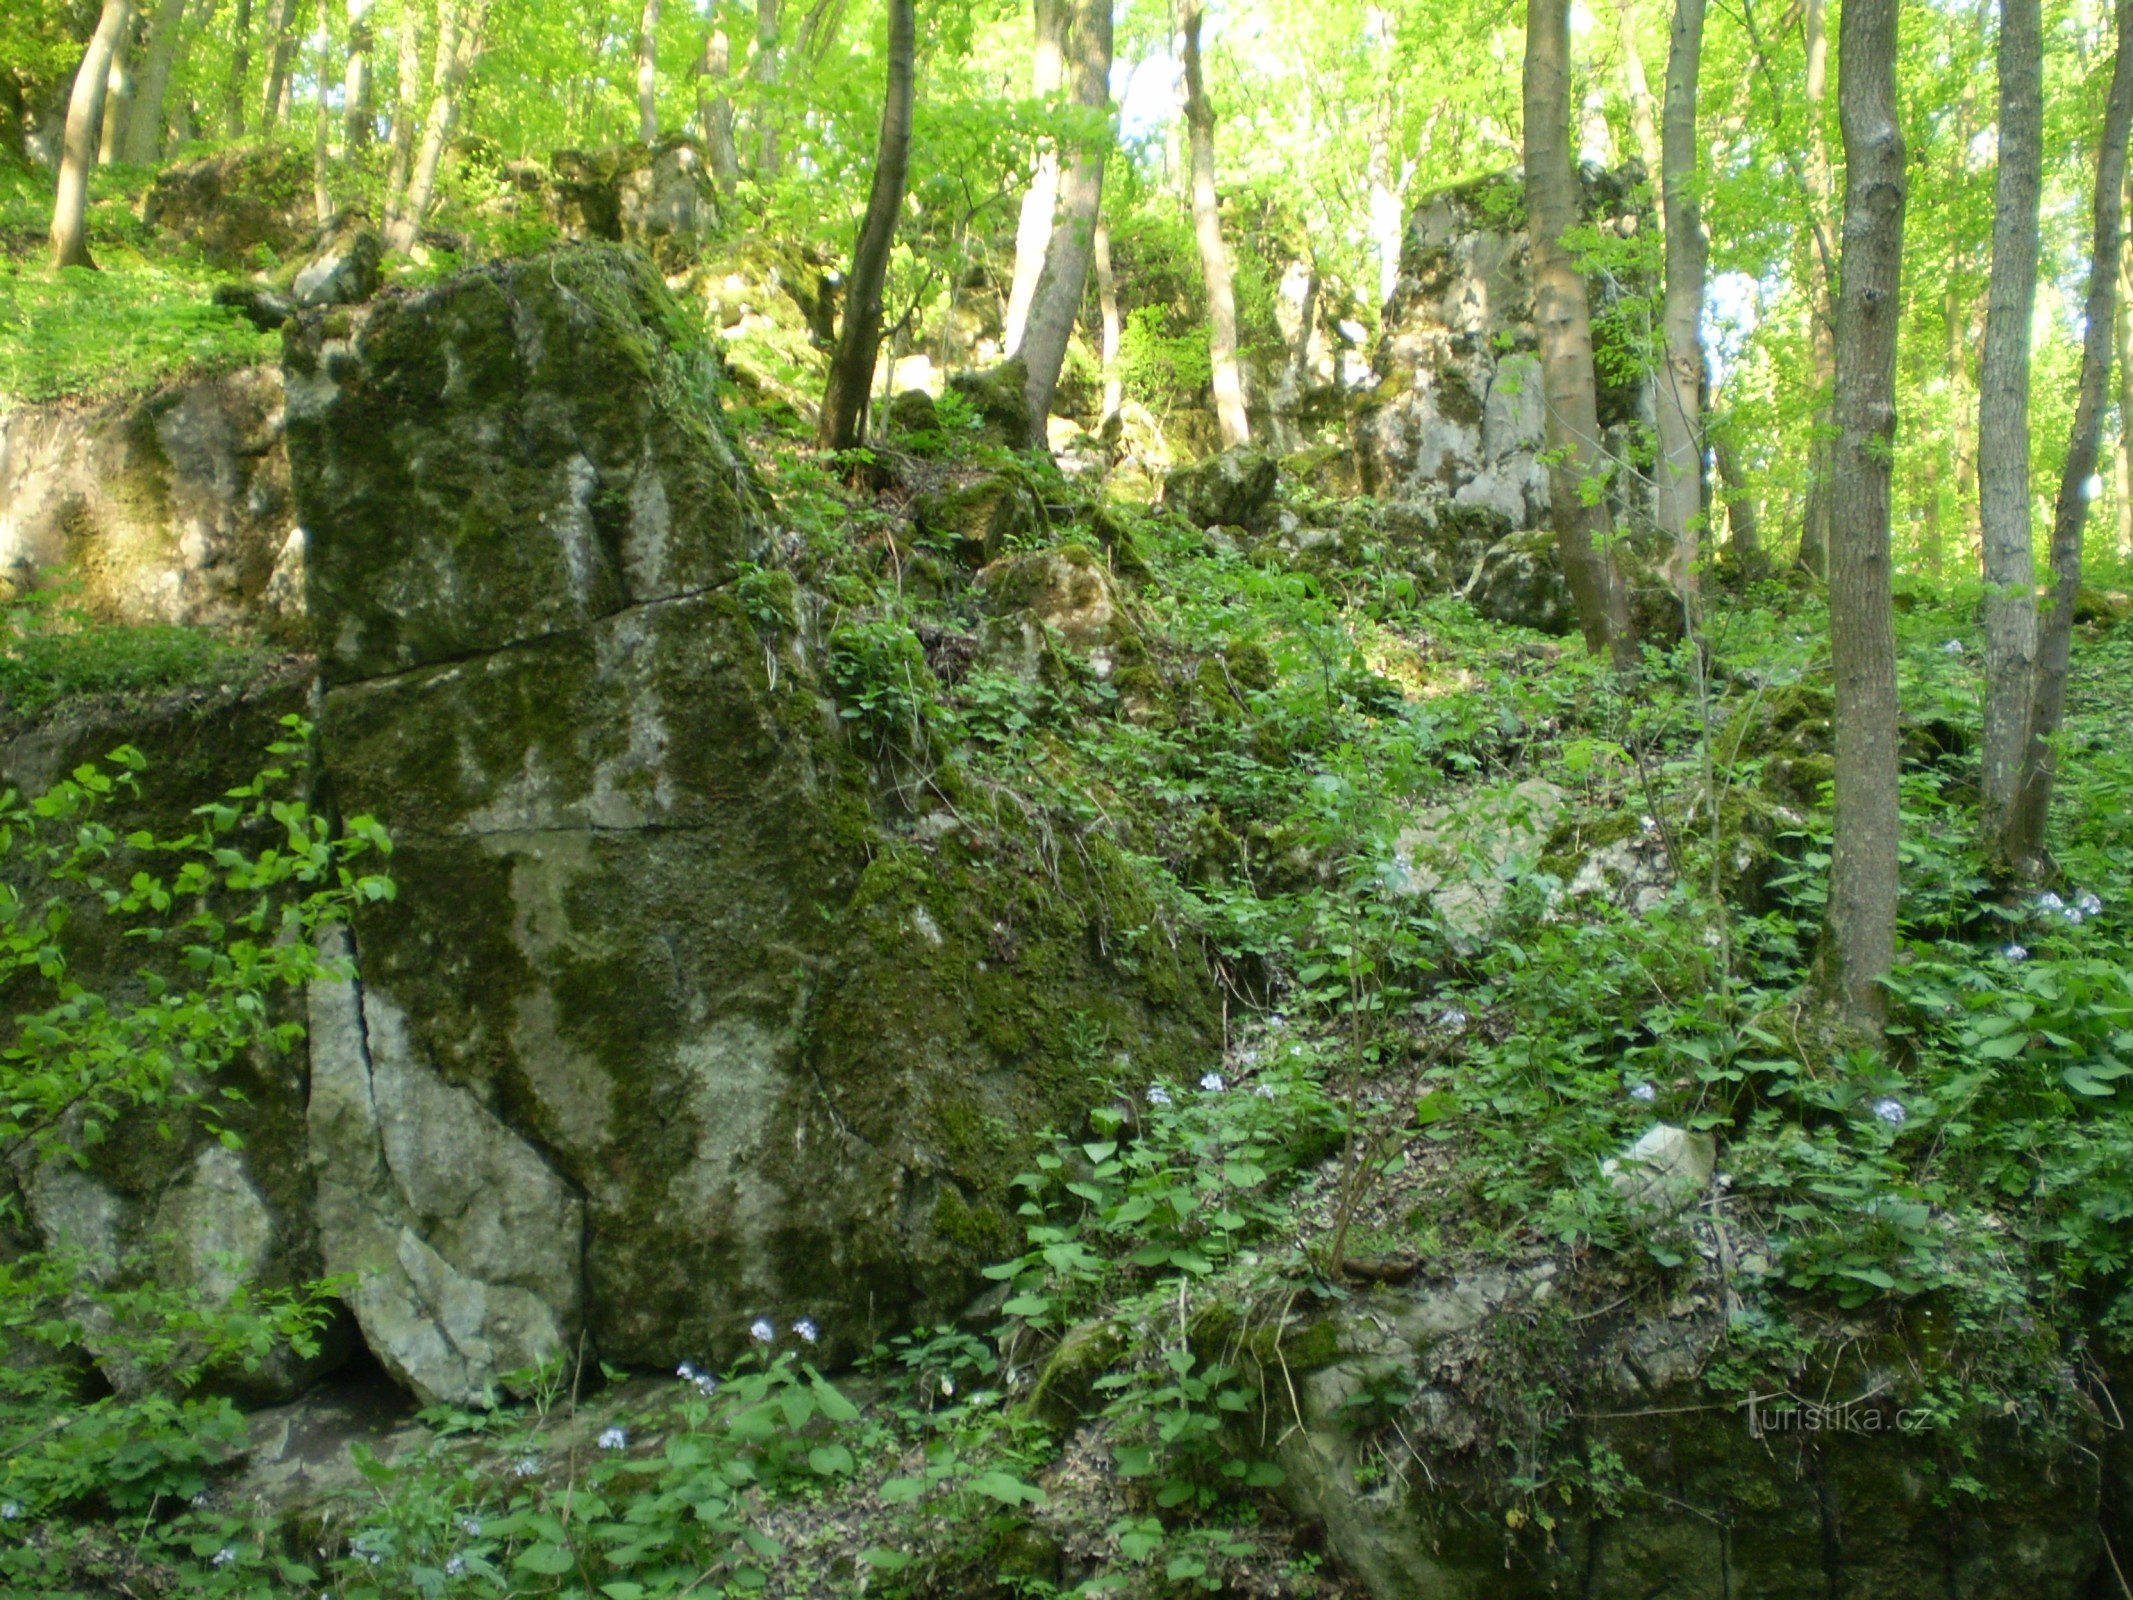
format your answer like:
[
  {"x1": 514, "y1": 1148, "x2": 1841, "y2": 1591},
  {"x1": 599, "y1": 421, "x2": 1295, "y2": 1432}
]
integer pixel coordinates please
[
  {"x1": 1163, "y1": 447, "x2": 1279, "y2": 531},
  {"x1": 546, "y1": 139, "x2": 719, "y2": 273},
  {"x1": 949, "y1": 356, "x2": 1037, "y2": 450},
  {"x1": 141, "y1": 146, "x2": 314, "y2": 264},
  {"x1": 914, "y1": 471, "x2": 1044, "y2": 567},
  {"x1": 284, "y1": 244, "x2": 1216, "y2": 1402},
  {"x1": 1463, "y1": 527, "x2": 1573, "y2": 634}
]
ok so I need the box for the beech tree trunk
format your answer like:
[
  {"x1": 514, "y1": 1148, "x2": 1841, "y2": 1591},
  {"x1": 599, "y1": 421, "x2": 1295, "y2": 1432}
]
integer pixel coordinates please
[
  {"x1": 2118, "y1": 254, "x2": 2133, "y2": 559},
  {"x1": 1655, "y1": 0, "x2": 1708, "y2": 596},
  {"x1": 1020, "y1": 0, "x2": 1112, "y2": 434},
  {"x1": 383, "y1": 0, "x2": 425, "y2": 225},
  {"x1": 389, "y1": 0, "x2": 488, "y2": 252},
  {"x1": 121, "y1": 0, "x2": 191, "y2": 165},
  {"x1": 1524, "y1": 0, "x2": 1632, "y2": 666},
  {"x1": 1796, "y1": 0, "x2": 1837, "y2": 574},
  {"x1": 1711, "y1": 400, "x2": 1761, "y2": 558},
  {"x1": 1816, "y1": 0, "x2": 1906, "y2": 1036},
  {"x1": 345, "y1": 0, "x2": 376, "y2": 150},
  {"x1": 1178, "y1": 0, "x2": 1248, "y2": 449},
  {"x1": 225, "y1": 0, "x2": 252, "y2": 137},
  {"x1": 696, "y1": 20, "x2": 741, "y2": 191},
  {"x1": 2006, "y1": 0, "x2": 2133, "y2": 870},
  {"x1": 1094, "y1": 219, "x2": 1123, "y2": 424},
  {"x1": 1004, "y1": 0, "x2": 1069, "y2": 355},
  {"x1": 256, "y1": 0, "x2": 299, "y2": 136},
  {"x1": 754, "y1": 0, "x2": 781, "y2": 179},
  {"x1": 97, "y1": 11, "x2": 137, "y2": 165},
  {"x1": 817, "y1": 0, "x2": 914, "y2": 451},
  {"x1": 1978, "y1": 0, "x2": 2044, "y2": 847},
  {"x1": 636, "y1": 0, "x2": 662, "y2": 143},
  {"x1": 1614, "y1": 0, "x2": 1662, "y2": 179},
  {"x1": 51, "y1": 0, "x2": 132, "y2": 269}
]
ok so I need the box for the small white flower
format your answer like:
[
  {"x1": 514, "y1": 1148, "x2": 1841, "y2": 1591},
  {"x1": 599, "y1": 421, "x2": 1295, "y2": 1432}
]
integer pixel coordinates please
[
  {"x1": 2002, "y1": 943, "x2": 2029, "y2": 962},
  {"x1": 692, "y1": 1372, "x2": 720, "y2": 1396},
  {"x1": 1639, "y1": 815, "x2": 1659, "y2": 835},
  {"x1": 2039, "y1": 891, "x2": 2067, "y2": 914},
  {"x1": 1199, "y1": 1071, "x2": 1226, "y2": 1092},
  {"x1": 794, "y1": 1317, "x2": 819, "y2": 1344},
  {"x1": 457, "y1": 1516, "x2": 482, "y2": 1538},
  {"x1": 1870, "y1": 1096, "x2": 1907, "y2": 1128},
  {"x1": 2069, "y1": 908, "x2": 2086, "y2": 925},
  {"x1": 1, "y1": 1502, "x2": 21, "y2": 1521},
  {"x1": 1440, "y1": 1007, "x2": 1469, "y2": 1029},
  {"x1": 446, "y1": 1556, "x2": 466, "y2": 1578},
  {"x1": 512, "y1": 1455, "x2": 541, "y2": 1478},
  {"x1": 212, "y1": 1547, "x2": 238, "y2": 1569},
  {"x1": 750, "y1": 1317, "x2": 776, "y2": 1344},
  {"x1": 1628, "y1": 1081, "x2": 1657, "y2": 1104},
  {"x1": 1269, "y1": 1012, "x2": 1288, "y2": 1028},
  {"x1": 1942, "y1": 639, "x2": 1964, "y2": 656},
  {"x1": 598, "y1": 1426, "x2": 628, "y2": 1451},
  {"x1": 2076, "y1": 890, "x2": 2104, "y2": 916},
  {"x1": 677, "y1": 1361, "x2": 698, "y2": 1381},
  {"x1": 188, "y1": 1493, "x2": 208, "y2": 1509},
  {"x1": 1146, "y1": 1085, "x2": 1172, "y2": 1107},
  {"x1": 1253, "y1": 1082, "x2": 1277, "y2": 1099},
  {"x1": 938, "y1": 1376, "x2": 955, "y2": 1397}
]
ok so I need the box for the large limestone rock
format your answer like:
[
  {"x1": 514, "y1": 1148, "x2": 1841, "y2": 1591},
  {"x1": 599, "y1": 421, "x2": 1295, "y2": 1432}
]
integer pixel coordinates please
[
  {"x1": 141, "y1": 146, "x2": 315, "y2": 264},
  {"x1": 284, "y1": 245, "x2": 1213, "y2": 1402},
  {"x1": 0, "y1": 367, "x2": 301, "y2": 634},
  {"x1": 1163, "y1": 447, "x2": 1279, "y2": 532},
  {"x1": 542, "y1": 139, "x2": 721, "y2": 273}
]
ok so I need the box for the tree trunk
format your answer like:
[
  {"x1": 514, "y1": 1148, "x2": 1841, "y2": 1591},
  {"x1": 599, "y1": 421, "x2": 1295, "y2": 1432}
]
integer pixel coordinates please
[
  {"x1": 1020, "y1": 0, "x2": 1112, "y2": 434},
  {"x1": 696, "y1": 20, "x2": 740, "y2": 191},
  {"x1": 311, "y1": 25, "x2": 332, "y2": 220},
  {"x1": 754, "y1": 0, "x2": 781, "y2": 179},
  {"x1": 388, "y1": 0, "x2": 486, "y2": 253},
  {"x1": 2006, "y1": 0, "x2": 2133, "y2": 870},
  {"x1": 224, "y1": 0, "x2": 252, "y2": 137},
  {"x1": 1525, "y1": 0, "x2": 1633, "y2": 665},
  {"x1": 2118, "y1": 252, "x2": 2133, "y2": 560},
  {"x1": 345, "y1": 0, "x2": 376, "y2": 150},
  {"x1": 51, "y1": 0, "x2": 132, "y2": 269},
  {"x1": 1614, "y1": 0, "x2": 1662, "y2": 180},
  {"x1": 1005, "y1": 0, "x2": 1069, "y2": 355},
  {"x1": 636, "y1": 0, "x2": 662, "y2": 144},
  {"x1": 1655, "y1": 0, "x2": 1707, "y2": 597},
  {"x1": 97, "y1": 8, "x2": 137, "y2": 165},
  {"x1": 256, "y1": 0, "x2": 299, "y2": 136},
  {"x1": 383, "y1": 0, "x2": 425, "y2": 225},
  {"x1": 1094, "y1": 218, "x2": 1123, "y2": 424},
  {"x1": 121, "y1": 0, "x2": 191, "y2": 165},
  {"x1": 1796, "y1": 0, "x2": 1837, "y2": 575},
  {"x1": 1178, "y1": 0, "x2": 1248, "y2": 449},
  {"x1": 817, "y1": 0, "x2": 914, "y2": 451},
  {"x1": 1815, "y1": 0, "x2": 1906, "y2": 1036},
  {"x1": 1978, "y1": 0, "x2": 2045, "y2": 849},
  {"x1": 1711, "y1": 401, "x2": 1761, "y2": 558}
]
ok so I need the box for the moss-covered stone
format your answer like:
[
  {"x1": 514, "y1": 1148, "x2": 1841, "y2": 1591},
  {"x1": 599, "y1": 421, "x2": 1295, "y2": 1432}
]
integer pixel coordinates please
[{"x1": 948, "y1": 356, "x2": 1036, "y2": 450}]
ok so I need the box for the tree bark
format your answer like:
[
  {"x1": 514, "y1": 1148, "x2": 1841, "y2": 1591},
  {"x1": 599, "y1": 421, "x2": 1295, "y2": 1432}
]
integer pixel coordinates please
[
  {"x1": 388, "y1": 0, "x2": 487, "y2": 252},
  {"x1": 1020, "y1": 0, "x2": 1112, "y2": 433},
  {"x1": 1004, "y1": 0, "x2": 1069, "y2": 355},
  {"x1": 1978, "y1": 0, "x2": 2044, "y2": 847},
  {"x1": 1525, "y1": 0, "x2": 1633, "y2": 665},
  {"x1": 383, "y1": 0, "x2": 425, "y2": 226},
  {"x1": 1710, "y1": 398, "x2": 1761, "y2": 558},
  {"x1": 1655, "y1": 0, "x2": 1708, "y2": 596},
  {"x1": 1815, "y1": 0, "x2": 1906, "y2": 1036},
  {"x1": 1178, "y1": 0, "x2": 1248, "y2": 448},
  {"x1": 311, "y1": 25, "x2": 332, "y2": 220},
  {"x1": 696, "y1": 19, "x2": 741, "y2": 191},
  {"x1": 2118, "y1": 248, "x2": 2133, "y2": 560},
  {"x1": 97, "y1": 8, "x2": 137, "y2": 165},
  {"x1": 754, "y1": 0, "x2": 781, "y2": 179},
  {"x1": 636, "y1": 0, "x2": 663, "y2": 144},
  {"x1": 817, "y1": 0, "x2": 914, "y2": 451},
  {"x1": 1796, "y1": 0, "x2": 1837, "y2": 574},
  {"x1": 1614, "y1": 0, "x2": 1662, "y2": 180},
  {"x1": 224, "y1": 0, "x2": 252, "y2": 137},
  {"x1": 256, "y1": 0, "x2": 299, "y2": 136},
  {"x1": 122, "y1": 0, "x2": 191, "y2": 165},
  {"x1": 2006, "y1": 0, "x2": 2133, "y2": 870},
  {"x1": 51, "y1": 0, "x2": 132, "y2": 269},
  {"x1": 345, "y1": 0, "x2": 376, "y2": 150},
  {"x1": 1094, "y1": 218, "x2": 1123, "y2": 424}
]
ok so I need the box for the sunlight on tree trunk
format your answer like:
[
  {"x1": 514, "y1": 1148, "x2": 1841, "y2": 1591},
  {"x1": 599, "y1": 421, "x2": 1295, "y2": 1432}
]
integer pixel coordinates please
[
  {"x1": 817, "y1": 0, "x2": 914, "y2": 451},
  {"x1": 122, "y1": 0, "x2": 191, "y2": 166},
  {"x1": 97, "y1": 9, "x2": 137, "y2": 167},
  {"x1": 1710, "y1": 393, "x2": 1761, "y2": 560},
  {"x1": 390, "y1": 0, "x2": 489, "y2": 254},
  {"x1": 52, "y1": 0, "x2": 132, "y2": 270},
  {"x1": 1815, "y1": 0, "x2": 1906, "y2": 1038},
  {"x1": 1978, "y1": 0, "x2": 2043, "y2": 850},
  {"x1": 346, "y1": 0, "x2": 376, "y2": 151},
  {"x1": 1796, "y1": 0, "x2": 1836, "y2": 576},
  {"x1": 754, "y1": 0, "x2": 781, "y2": 180},
  {"x1": 2006, "y1": 0, "x2": 2133, "y2": 873},
  {"x1": 256, "y1": 0, "x2": 299, "y2": 136},
  {"x1": 1094, "y1": 218, "x2": 1123, "y2": 425},
  {"x1": 225, "y1": 0, "x2": 253, "y2": 137},
  {"x1": 384, "y1": 0, "x2": 426, "y2": 228},
  {"x1": 636, "y1": 0, "x2": 663, "y2": 144},
  {"x1": 1005, "y1": 0, "x2": 1068, "y2": 356},
  {"x1": 2118, "y1": 258, "x2": 2133, "y2": 561},
  {"x1": 1525, "y1": 0, "x2": 1632, "y2": 666},
  {"x1": 1178, "y1": 0, "x2": 1248, "y2": 449},
  {"x1": 697, "y1": 19, "x2": 740, "y2": 192},
  {"x1": 1656, "y1": 0, "x2": 1707, "y2": 601},
  {"x1": 1021, "y1": 0, "x2": 1113, "y2": 434},
  {"x1": 1614, "y1": 0, "x2": 1662, "y2": 180}
]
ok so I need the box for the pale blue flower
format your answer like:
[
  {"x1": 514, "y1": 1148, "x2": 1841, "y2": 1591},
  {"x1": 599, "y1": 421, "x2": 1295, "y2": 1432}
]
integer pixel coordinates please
[
  {"x1": 1628, "y1": 1081, "x2": 1657, "y2": 1105},
  {"x1": 750, "y1": 1317, "x2": 776, "y2": 1344},
  {"x1": 1870, "y1": 1096, "x2": 1906, "y2": 1128},
  {"x1": 598, "y1": 1426, "x2": 628, "y2": 1451},
  {"x1": 212, "y1": 1548, "x2": 238, "y2": 1569},
  {"x1": 1199, "y1": 1071, "x2": 1226, "y2": 1092},
  {"x1": 1146, "y1": 1085, "x2": 1172, "y2": 1107},
  {"x1": 2002, "y1": 943, "x2": 2029, "y2": 962},
  {"x1": 512, "y1": 1455, "x2": 541, "y2": 1478},
  {"x1": 2077, "y1": 890, "x2": 2105, "y2": 917},
  {"x1": 457, "y1": 1516, "x2": 482, "y2": 1538},
  {"x1": 794, "y1": 1317, "x2": 819, "y2": 1345},
  {"x1": 446, "y1": 1556, "x2": 466, "y2": 1578}
]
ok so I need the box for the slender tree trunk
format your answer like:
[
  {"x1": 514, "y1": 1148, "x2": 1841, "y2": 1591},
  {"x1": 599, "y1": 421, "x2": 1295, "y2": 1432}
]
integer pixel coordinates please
[
  {"x1": 311, "y1": 26, "x2": 332, "y2": 220},
  {"x1": 122, "y1": 0, "x2": 191, "y2": 165},
  {"x1": 1816, "y1": 0, "x2": 1907, "y2": 1036},
  {"x1": 345, "y1": 0, "x2": 376, "y2": 150},
  {"x1": 1525, "y1": 0, "x2": 1633, "y2": 665},
  {"x1": 1615, "y1": 0, "x2": 1663, "y2": 180},
  {"x1": 1094, "y1": 218, "x2": 1123, "y2": 423},
  {"x1": 1796, "y1": 0, "x2": 1837, "y2": 574},
  {"x1": 696, "y1": 20, "x2": 740, "y2": 191},
  {"x1": 2118, "y1": 253, "x2": 2133, "y2": 558},
  {"x1": 1978, "y1": 0, "x2": 2045, "y2": 847},
  {"x1": 2007, "y1": 0, "x2": 2133, "y2": 869},
  {"x1": 754, "y1": 0, "x2": 781, "y2": 179},
  {"x1": 98, "y1": 9, "x2": 137, "y2": 165},
  {"x1": 817, "y1": 0, "x2": 914, "y2": 450},
  {"x1": 256, "y1": 0, "x2": 299, "y2": 135},
  {"x1": 1655, "y1": 0, "x2": 1708, "y2": 597},
  {"x1": 1711, "y1": 399, "x2": 1761, "y2": 558},
  {"x1": 1178, "y1": 0, "x2": 1248, "y2": 448},
  {"x1": 636, "y1": 0, "x2": 663, "y2": 144},
  {"x1": 1005, "y1": 0, "x2": 1069, "y2": 354},
  {"x1": 51, "y1": 0, "x2": 132, "y2": 269},
  {"x1": 383, "y1": 0, "x2": 424, "y2": 225},
  {"x1": 225, "y1": 0, "x2": 252, "y2": 137},
  {"x1": 1020, "y1": 0, "x2": 1113, "y2": 433},
  {"x1": 388, "y1": 0, "x2": 486, "y2": 252}
]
